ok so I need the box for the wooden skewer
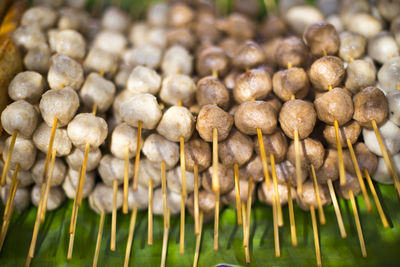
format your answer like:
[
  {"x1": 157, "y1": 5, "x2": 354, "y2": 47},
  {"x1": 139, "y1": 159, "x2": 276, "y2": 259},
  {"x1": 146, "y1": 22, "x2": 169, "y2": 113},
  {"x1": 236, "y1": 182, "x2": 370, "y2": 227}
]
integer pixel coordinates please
[
  {"x1": 67, "y1": 167, "x2": 82, "y2": 259},
  {"x1": 212, "y1": 128, "x2": 220, "y2": 251},
  {"x1": 293, "y1": 128, "x2": 303, "y2": 195},
  {"x1": 148, "y1": 178, "x2": 153, "y2": 245},
  {"x1": 1, "y1": 130, "x2": 18, "y2": 186},
  {"x1": 333, "y1": 119, "x2": 346, "y2": 186},
  {"x1": 327, "y1": 179, "x2": 347, "y2": 238},
  {"x1": 270, "y1": 153, "x2": 283, "y2": 226},
  {"x1": 92, "y1": 210, "x2": 105, "y2": 267},
  {"x1": 41, "y1": 117, "x2": 58, "y2": 187},
  {"x1": 194, "y1": 165, "x2": 200, "y2": 235},
  {"x1": 161, "y1": 209, "x2": 170, "y2": 267},
  {"x1": 77, "y1": 142, "x2": 91, "y2": 206},
  {"x1": 0, "y1": 205, "x2": 14, "y2": 251},
  {"x1": 123, "y1": 147, "x2": 129, "y2": 214},
  {"x1": 310, "y1": 205, "x2": 322, "y2": 267},
  {"x1": 310, "y1": 164, "x2": 326, "y2": 225},
  {"x1": 241, "y1": 202, "x2": 250, "y2": 264},
  {"x1": 214, "y1": 191, "x2": 220, "y2": 251},
  {"x1": 364, "y1": 169, "x2": 389, "y2": 228},
  {"x1": 371, "y1": 119, "x2": 400, "y2": 198},
  {"x1": 161, "y1": 161, "x2": 169, "y2": 228},
  {"x1": 246, "y1": 178, "x2": 253, "y2": 253},
  {"x1": 286, "y1": 180, "x2": 297, "y2": 247},
  {"x1": 193, "y1": 211, "x2": 204, "y2": 267},
  {"x1": 111, "y1": 179, "x2": 118, "y2": 251},
  {"x1": 40, "y1": 148, "x2": 57, "y2": 222},
  {"x1": 347, "y1": 139, "x2": 372, "y2": 212},
  {"x1": 233, "y1": 164, "x2": 242, "y2": 226},
  {"x1": 124, "y1": 206, "x2": 138, "y2": 267},
  {"x1": 132, "y1": 121, "x2": 142, "y2": 191},
  {"x1": 179, "y1": 187, "x2": 185, "y2": 254},
  {"x1": 272, "y1": 196, "x2": 280, "y2": 257},
  {"x1": 2, "y1": 163, "x2": 19, "y2": 221},
  {"x1": 349, "y1": 190, "x2": 367, "y2": 257},
  {"x1": 257, "y1": 128, "x2": 271, "y2": 189}
]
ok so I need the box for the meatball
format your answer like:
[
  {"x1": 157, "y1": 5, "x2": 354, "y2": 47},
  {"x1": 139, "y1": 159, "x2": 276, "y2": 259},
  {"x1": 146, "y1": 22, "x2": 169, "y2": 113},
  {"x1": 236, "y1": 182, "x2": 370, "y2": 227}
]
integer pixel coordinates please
[
  {"x1": 21, "y1": 6, "x2": 58, "y2": 29},
  {"x1": 110, "y1": 123, "x2": 139, "y2": 160},
  {"x1": 169, "y1": 2, "x2": 194, "y2": 27},
  {"x1": 80, "y1": 73, "x2": 116, "y2": 113},
  {"x1": 63, "y1": 168, "x2": 95, "y2": 199},
  {"x1": 137, "y1": 158, "x2": 161, "y2": 187},
  {"x1": 8, "y1": 71, "x2": 44, "y2": 103},
  {"x1": 233, "y1": 40, "x2": 266, "y2": 69},
  {"x1": 152, "y1": 188, "x2": 181, "y2": 215},
  {"x1": 272, "y1": 67, "x2": 309, "y2": 101},
  {"x1": 6, "y1": 168, "x2": 34, "y2": 188},
  {"x1": 201, "y1": 164, "x2": 235, "y2": 195},
  {"x1": 1, "y1": 100, "x2": 38, "y2": 138},
  {"x1": 93, "y1": 31, "x2": 127, "y2": 56},
  {"x1": 223, "y1": 178, "x2": 256, "y2": 205},
  {"x1": 373, "y1": 154, "x2": 400, "y2": 184},
  {"x1": 284, "y1": 5, "x2": 324, "y2": 35},
  {"x1": 315, "y1": 149, "x2": 338, "y2": 184},
  {"x1": 0, "y1": 186, "x2": 30, "y2": 213},
  {"x1": 123, "y1": 44, "x2": 162, "y2": 69},
  {"x1": 47, "y1": 54, "x2": 84, "y2": 90},
  {"x1": 98, "y1": 154, "x2": 134, "y2": 186},
  {"x1": 159, "y1": 74, "x2": 196, "y2": 107},
  {"x1": 161, "y1": 45, "x2": 193, "y2": 76},
  {"x1": 345, "y1": 59, "x2": 376, "y2": 94},
  {"x1": 254, "y1": 129, "x2": 288, "y2": 163},
  {"x1": 335, "y1": 172, "x2": 361, "y2": 199},
  {"x1": 217, "y1": 13, "x2": 256, "y2": 41},
  {"x1": 309, "y1": 56, "x2": 345, "y2": 91},
  {"x1": 259, "y1": 14, "x2": 287, "y2": 39},
  {"x1": 197, "y1": 104, "x2": 234, "y2": 142},
  {"x1": 24, "y1": 43, "x2": 51, "y2": 74},
  {"x1": 32, "y1": 156, "x2": 66, "y2": 186},
  {"x1": 147, "y1": 2, "x2": 168, "y2": 27},
  {"x1": 339, "y1": 32, "x2": 366, "y2": 61},
  {"x1": 157, "y1": 106, "x2": 194, "y2": 142},
  {"x1": 184, "y1": 138, "x2": 211, "y2": 172},
  {"x1": 388, "y1": 91, "x2": 400, "y2": 126},
  {"x1": 234, "y1": 101, "x2": 277, "y2": 135},
  {"x1": 363, "y1": 120, "x2": 400, "y2": 156},
  {"x1": 345, "y1": 13, "x2": 382, "y2": 39},
  {"x1": 343, "y1": 142, "x2": 378, "y2": 177},
  {"x1": 377, "y1": 56, "x2": 400, "y2": 94},
  {"x1": 128, "y1": 184, "x2": 149, "y2": 211},
  {"x1": 33, "y1": 123, "x2": 72, "y2": 156},
  {"x1": 12, "y1": 25, "x2": 46, "y2": 50},
  {"x1": 279, "y1": 99, "x2": 317, "y2": 139},
  {"x1": 126, "y1": 66, "x2": 161, "y2": 96},
  {"x1": 287, "y1": 138, "x2": 324, "y2": 170},
  {"x1": 3, "y1": 136, "x2": 36, "y2": 171},
  {"x1": 66, "y1": 147, "x2": 101, "y2": 171},
  {"x1": 275, "y1": 36, "x2": 308, "y2": 68},
  {"x1": 54, "y1": 29, "x2": 86, "y2": 60},
  {"x1": 353, "y1": 86, "x2": 388, "y2": 128},
  {"x1": 89, "y1": 183, "x2": 122, "y2": 214},
  {"x1": 368, "y1": 31, "x2": 399, "y2": 64},
  {"x1": 233, "y1": 69, "x2": 272, "y2": 104},
  {"x1": 297, "y1": 181, "x2": 331, "y2": 211},
  {"x1": 101, "y1": 7, "x2": 130, "y2": 32},
  {"x1": 196, "y1": 46, "x2": 229, "y2": 77},
  {"x1": 142, "y1": 134, "x2": 179, "y2": 170},
  {"x1": 196, "y1": 76, "x2": 230, "y2": 110},
  {"x1": 32, "y1": 185, "x2": 65, "y2": 211},
  {"x1": 167, "y1": 166, "x2": 198, "y2": 195},
  {"x1": 304, "y1": 22, "x2": 340, "y2": 56},
  {"x1": 258, "y1": 182, "x2": 296, "y2": 206},
  {"x1": 186, "y1": 190, "x2": 217, "y2": 222},
  {"x1": 218, "y1": 129, "x2": 253, "y2": 167},
  {"x1": 323, "y1": 120, "x2": 361, "y2": 148},
  {"x1": 83, "y1": 47, "x2": 118, "y2": 75}
]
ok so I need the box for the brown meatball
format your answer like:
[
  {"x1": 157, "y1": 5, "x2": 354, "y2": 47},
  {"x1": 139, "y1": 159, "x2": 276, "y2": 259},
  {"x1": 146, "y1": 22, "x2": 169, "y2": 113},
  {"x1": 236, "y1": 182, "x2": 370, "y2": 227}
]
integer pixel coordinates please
[
  {"x1": 297, "y1": 180, "x2": 331, "y2": 211},
  {"x1": 217, "y1": 13, "x2": 256, "y2": 41},
  {"x1": 186, "y1": 190, "x2": 217, "y2": 223},
  {"x1": 309, "y1": 56, "x2": 345, "y2": 90},
  {"x1": 262, "y1": 38, "x2": 282, "y2": 66},
  {"x1": 219, "y1": 38, "x2": 240, "y2": 61},
  {"x1": 275, "y1": 36, "x2": 308, "y2": 68},
  {"x1": 314, "y1": 87, "x2": 354, "y2": 126},
  {"x1": 233, "y1": 40, "x2": 266, "y2": 69},
  {"x1": 219, "y1": 129, "x2": 253, "y2": 167},
  {"x1": 335, "y1": 172, "x2": 361, "y2": 200},
  {"x1": 223, "y1": 69, "x2": 240, "y2": 90},
  {"x1": 272, "y1": 67, "x2": 309, "y2": 101},
  {"x1": 304, "y1": 22, "x2": 340, "y2": 56},
  {"x1": 196, "y1": 104, "x2": 234, "y2": 142},
  {"x1": 253, "y1": 129, "x2": 288, "y2": 163},
  {"x1": 343, "y1": 142, "x2": 378, "y2": 177},
  {"x1": 323, "y1": 120, "x2": 361, "y2": 148},
  {"x1": 259, "y1": 15, "x2": 287, "y2": 39},
  {"x1": 353, "y1": 86, "x2": 388, "y2": 129},
  {"x1": 169, "y1": 3, "x2": 194, "y2": 27},
  {"x1": 279, "y1": 99, "x2": 317, "y2": 139},
  {"x1": 196, "y1": 76, "x2": 230, "y2": 110},
  {"x1": 265, "y1": 94, "x2": 282, "y2": 114},
  {"x1": 315, "y1": 149, "x2": 339, "y2": 184},
  {"x1": 258, "y1": 182, "x2": 296, "y2": 206},
  {"x1": 287, "y1": 138, "x2": 325, "y2": 170},
  {"x1": 202, "y1": 164, "x2": 235, "y2": 194},
  {"x1": 184, "y1": 138, "x2": 211, "y2": 172},
  {"x1": 196, "y1": 46, "x2": 229, "y2": 78},
  {"x1": 166, "y1": 27, "x2": 196, "y2": 51},
  {"x1": 233, "y1": 69, "x2": 272, "y2": 104},
  {"x1": 222, "y1": 178, "x2": 256, "y2": 205},
  {"x1": 194, "y1": 11, "x2": 221, "y2": 44},
  {"x1": 275, "y1": 160, "x2": 308, "y2": 187},
  {"x1": 234, "y1": 100, "x2": 278, "y2": 135},
  {"x1": 240, "y1": 155, "x2": 264, "y2": 182}
]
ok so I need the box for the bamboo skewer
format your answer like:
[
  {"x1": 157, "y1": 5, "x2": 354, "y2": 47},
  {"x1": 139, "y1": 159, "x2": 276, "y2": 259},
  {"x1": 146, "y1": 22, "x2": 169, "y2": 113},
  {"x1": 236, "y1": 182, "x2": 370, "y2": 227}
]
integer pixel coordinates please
[
  {"x1": 364, "y1": 169, "x2": 389, "y2": 228},
  {"x1": 212, "y1": 128, "x2": 220, "y2": 251},
  {"x1": 294, "y1": 129, "x2": 303, "y2": 195},
  {"x1": 286, "y1": 180, "x2": 297, "y2": 247},
  {"x1": 161, "y1": 161, "x2": 170, "y2": 267},
  {"x1": 123, "y1": 147, "x2": 129, "y2": 214},
  {"x1": 1, "y1": 130, "x2": 18, "y2": 186},
  {"x1": 67, "y1": 167, "x2": 82, "y2": 259},
  {"x1": 148, "y1": 178, "x2": 153, "y2": 245},
  {"x1": 132, "y1": 121, "x2": 143, "y2": 191},
  {"x1": 242, "y1": 202, "x2": 250, "y2": 264},
  {"x1": 161, "y1": 209, "x2": 170, "y2": 267},
  {"x1": 310, "y1": 164, "x2": 326, "y2": 225},
  {"x1": 234, "y1": 164, "x2": 242, "y2": 226},
  {"x1": 92, "y1": 210, "x2": 105, "y2": 267},
  {"x1": 272, "y1": 196, "x2": 280, "y2": 257},
  {"x1": 270, "y1": 153, "x2": 283, "y2": 226},
  {"x1": 124, "y1": 206, "x2": 138, "y2": 267},
  {"x1": 179, "y1": 135, "x2": 186, "y2": 254},
  {"x1": 349, "y1": 190, "x2": 367, "y2": 257},
  {"x1": 310, "y1": 205, "x2": 322, "y2": 267},
  {"x1": 0, "y1": 205, "x2": 14, "y2": 251},
  {"x1": 257, "y1": 128, "x2": 271, "y2": 189},
  {"x1": 193, "y1": 211, "x2": 204, "y2": 267},
  {"x1": 2, "y1": 163, "x2": 19, "y2": 222},
  {"x1": 41, "y1": 117, "x2": 58, "y2": 190},
  {"x1": 40, "y1": 148, "x2": 57, "y2": 222},
  {"x1": 327, "y1": 179, "x2": 347, "y2": 238},
  {"x1": 111, "y1": 179, "x2": 118, "y2": 251},
  {"x1": 245, "y1": 178, "x2": 253, "y2": 264},
  {"x1": 194, "y1": 165, "x2": 200, "y2": 235}
]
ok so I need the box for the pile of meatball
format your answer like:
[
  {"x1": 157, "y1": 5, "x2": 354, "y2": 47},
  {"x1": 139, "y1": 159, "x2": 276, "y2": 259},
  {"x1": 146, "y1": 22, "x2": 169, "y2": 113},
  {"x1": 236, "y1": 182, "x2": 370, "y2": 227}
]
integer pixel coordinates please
[{"x1": 1, "y1": 0, "x2": 400, "y2": 230}]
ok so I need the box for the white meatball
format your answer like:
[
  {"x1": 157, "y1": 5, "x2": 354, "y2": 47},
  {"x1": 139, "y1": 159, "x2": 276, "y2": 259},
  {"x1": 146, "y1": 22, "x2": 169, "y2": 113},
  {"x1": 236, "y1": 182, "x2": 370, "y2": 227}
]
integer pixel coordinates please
[
  {"x1": 157, "y1": 106, "x2": 194, "y2": 142},
  {"x1": 127, "y1": 66, "x2": 161, "y2": 95},
  {"x1": 48, "y1": 54, "x2": 84, "y2": 90},
  {"x1": 147, "y1": 27, "x2": 167, "y2": 49},
  {"x1": 58, "y1": 8, "x2": 81, "y2": 31},
  {"x1": 326, "y1": 14, "x2": 343, "y2": 32},
  {"x1": 373, "y1": 154, "x2": 400, "y2": 184},
  {"x1": 152, "y1": 188, "x2": 181, "y2": 215},
  {"x1": 21, "y1": 6, "x2": 58, "y2": 29},
  {"x1": 114, "y1": 64, "x2": 132, "y2": 88},
  {"x1": 31, "y1": 184, "x2": 65, "y2": 211},
  {"x1": 8, "y1": 71, "x2": 43, "y2": 103},
  {"x1": 94, "y1": 30, "x2": 127, "y2": 55},
  {"x1": 33, "y1": 123, "x2": 72, "y2": 156},
  {"x1": 346, "y1": 13, "x2": 383, "y2": 39},
  {"x1": 378, "y1": 57, "x2": 400, "y2": 94},
  {"x1": 89, "y1": 183, "x2": 123, "y2": 214},
  {"x1": 159, "y1": 74, "x2": 196, "y2": 106},
  {"x1": 101, "y1": 7, "x2": 130, "y2": 33},
  {"x1": 388, "y1": 91, "x2": 400, "y2": 126},
  {"x1": 39, "y1": 87, "x2": 80, "y2": 127},
  {"x1": 1, "y1": 100, "x2": 38, "y2": 138},
  {"x1": 285, "y1": 5, "x2": 324, "y2": 35},
  {"x1": 0, "y1": 186, "x2": 31, "y2": 213},
  {"x1": 80, "y1": 73, "x2": 116, "y2": 112},
  {"x1": 110, "y1": 123, "x2": 139, "y2": 159},
  {"x1": 119, "y1": 93, "x2": 162, "y2": 130},
  {"x1": 161, "y1": 45, "x2": 193, "y2": 76},
  {"x1": 12, "y1": 25, "x2": 46, "y2": 50},
  {"x1": 128, "y1": 184, "x2": 148, "y2": 211},
  {"x1": 24, "y1": 43, "x2": 51, "y2": 74},
  {"x1": 66, "y1": 147, "x2": 102, "y2": 171},
  {"x1": 98, "y1": 154, "x2": 134, "y2": 186},
  {"x1": 31, "y1": 156, "x2": 66, "y2": 186},
  {"x1": 167, "y1": 166, "x2": 198, "y2": 194},
  {"x1": 339, "y1": 32, "x2": 366, "y2": 62},
  {"x1": 6, "y1": 168, "x2": 34, "y2": 188},
  {"x1": 345, "y1": 60, "x2": 376, "y2": 94},
  {"x1": 123, "y1": 44, "x2": 162, "y2": 69},
  {"x1": 129, "y1": 23, "x2": 149, "y2": 47},
  {"x1": 54, "y1": 29, "x2": 86, "y2": 60},
  {"x1": 67, "y1": 113, "x2": 108, "y2": 150},
  {"x1": 3, "y1": 136, "x2": 36, "y2": 171},
  {"x1": 142, "y1": 134, "x2": 179, "y2": 170},
  {"x1": 363, "y1": 120, "x2": 400, "y2": 156},
  {"x1": 137, "y1": 158, "x2": 161, "y2": 187},
  {"x1": 112, "y1": 90, "x2": 137, "y2": 121},
  {"x1": 47, "y1": 29, "x2": 59, "y2": 52},
  {"x1": 84, "y1": 47, "x2": 118, "y2": 75},
  {"x1": 62, "y1": 168, "x2": 95, "y2": 199},
  {"x1": 147, "y1": 2, "x2": 169, "y2": 27},
  {"x1": 368, "y1": 32, "x2": 399, "y2": 64}
]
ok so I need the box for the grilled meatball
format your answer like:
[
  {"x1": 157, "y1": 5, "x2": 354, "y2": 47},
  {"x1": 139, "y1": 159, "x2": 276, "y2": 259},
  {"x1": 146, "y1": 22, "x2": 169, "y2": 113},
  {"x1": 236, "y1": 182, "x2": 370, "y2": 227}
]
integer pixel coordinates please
[
  {"x1": 233, "y1": 40, "x2": 265, "y2": 69},
  {"x1": 343, "y1": 142, "x2": 378, "y2": 177},
  {"x1": 287, "y1": 138, "x2": 324, "y2": 170},
  {"x1": 31, "y1": 184, "x2": 65, "y2": 211},
  {"x1": 275, "y1": 36, "x2": 308, "y2": 68},
  {"x1": 93, "y1": 30, "x2": 127, "y2": 56},
  {"x1": 335, "y1": 172, "x2": 361, "y2": 199},
  {"x1": 0, "y1": 186, "x2": 30, "y2": 213},
  {"x1": 373, "y1": 154, "x2": 400, "y2": 184},
  {"x1": 223, "y1": 178, "x2": 256, "y2": 205},
  {"x1": 161, "y1": 45, "x2": 193, "y2": 76},
  {"x1": 110, "y1": 123, "x2": 139, "y2": 160},
  {"x1": 63, "y1": 168, "x2": 95, "y2": 199},
  {"x1": 345, "y1": 13, "x2": 382, "y2": 39},
  {"x1": 1, "y1": 100, "x2": 38, "y2": 138},
  {"x1": 196, "y1": 76, "x2": 230, "y2": 110},
  {"x1": 377, "y1": 56, "x2": 400, "y2": 94},
  {"x1": 147, "y1": 2, "x2": 168, "y2": 27},
  {"x1": 98, "y1": 154, "x2": 134, "y2": 186},
  {"x1": 127, "y1": 66, "x2": 161, "y2": 96},
  {"x1": 184, "y1": 138, "x2": 211, "y2": 172},
  {"x1": 304, "y1": 22, "x2": 340, "y2": 56},
  {"x1": 272, "y1": 67, "x2": 309, "y2": 101},
  {"x1": 3, "y1": 136, "x2": 36, "y2": 171},
  {"x1": 142, "y1": 134, "x2": 179, "y2": 170},
  {"x1": 315, "y1": 149, "x2": 338, "y2": 184},
  {"x1": 284, "y1": 5, "x2": 324, "y2": 35},
  {"x1": 235, "y1": 101, "x2": 277, "y2": 135},
  {"x1": 345, "y1": 59, "x2": 376, "y2": 94},
  {"x1": 353, "y1": 86, "x2": 388, "y2": 128},
  {"x1": 196, "y1": 46, "x2": 229, "y2": 77},
  {"x1": 368, "y1": 31, "x2": 399, "y2": 64},
  {"x1": 167, "y1": 166, "x2": 198, "y2": 195},
  {"x1": 323, "y1": 120, "x2": 361, "y2": 148},
  {"x1": 80, "y1": 73, "x2": 116, "y2": 113},
  {"x1": 83, "y1": 47, "x2": 118, "y2": 75},
  {"x1": 128, "y1": 184, "x2": 149, "y2": 211},
  {"x1": 186, "y1": 190, "x2": 217, "y2": 222},
  {"x1": 339, "y1": 32, "x2": 366, "y2": 61},
  {"x1": 152, "y1": 188, "x2": 181, "y2": 215},
  {"x1": 259, "y1": 14, "x2": 287, "y2": 39},
  {"x1": 258, "y1": 182, "x2": 296, "y2": 206},
  {"x1": 101, "y1": 7, "x2": 130, "y2": 32},
  {"x1": 66, "y1": 147, "x2": 101, "y2": 171},
  {"x1": 253, "y1": 129, "x2": 288, "y2": 163},
  {"x1": 12, "y1": 25, "x2": 46, "y2": 50},
  {"x1": 217, "y1": 13, "x2": 256, "y2": 41},
  {"x1": 24, "y1": 43, "x2": 51, "y2": 74},
  {"x1": 201, "y1": 164, "x2": 235, "y2": 195},
  {"x1": 309, "y1": 56, "x2": 345, "y2": 90},
  {"x1": 157, "y1": 106, "x2": 194, "y2": 142},
  {"x1": 137, "y1": 158, "x2": 161, "y2": 187},
  {"x1": 8, "y1": 71, "x2": 44, "y2": 103},
  {"x1": 160, "y1": 74, "x2": 196, "y2": 107},
  {"x1": 297, "y1": 180, "x2": 331, "y2": 211},
  {"x1": 33, "y1": 123, "x2": 72, "y2": 157},
  {"x1": 89, "y1": 183, "x2": 122, "y2": 214},
  {"x1": 218, "y1": 129, "x2": 253, "y2": 167},
  {"x1": 53, "y1": 29, "x2": 86, "y2": 60},
  {"x1": 48, "y1": 54, "x2": 84, "y2": 90},
  {"x1": 123, "y1": 44, "x2": 162, "y2": 69},
  {"x1": 233, "y1": 69, "x2": 272, "y2": 104},
  {"x1": 21, "y1": 6, "x2": 58, "y2": 29},
  {"x1": 197, "y1": 104, "x2": 234, "y2": 142},
  {"x1": 275, "y1": 160, "x2": 308, "y2": 186},
  {"x1": 363, "y1": 120, "x2": 400, "y2": 156}
]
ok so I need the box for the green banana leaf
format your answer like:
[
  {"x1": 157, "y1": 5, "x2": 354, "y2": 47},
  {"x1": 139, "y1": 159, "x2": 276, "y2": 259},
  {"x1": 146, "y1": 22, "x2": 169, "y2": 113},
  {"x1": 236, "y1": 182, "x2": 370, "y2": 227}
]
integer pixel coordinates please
[{"x1": 0, "y1": 183, "x2": 399, "y2": 266}]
